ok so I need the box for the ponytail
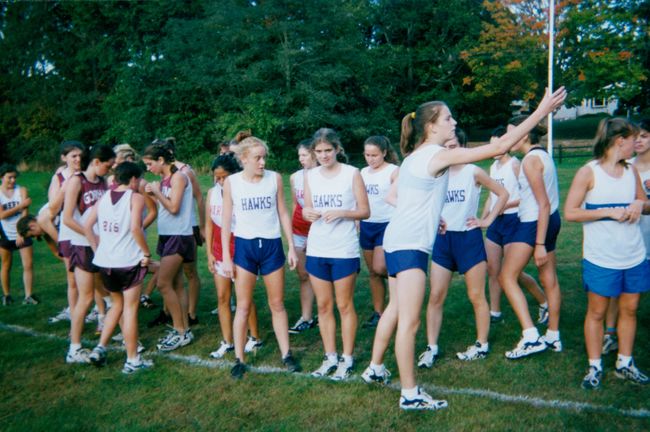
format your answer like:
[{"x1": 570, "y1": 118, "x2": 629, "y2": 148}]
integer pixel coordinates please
[{"x1": 400, "y1": 102, "x2": 447, "y2": 156}]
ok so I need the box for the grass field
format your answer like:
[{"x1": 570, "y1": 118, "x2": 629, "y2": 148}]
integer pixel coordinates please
[{"x1": 1, "y1": 158, "x2": 649, "y2": 431}]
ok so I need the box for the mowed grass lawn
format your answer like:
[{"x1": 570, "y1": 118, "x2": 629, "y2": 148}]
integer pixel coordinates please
[{"x1": 1, "y1": 157, "x2": 649, "y2": 431}]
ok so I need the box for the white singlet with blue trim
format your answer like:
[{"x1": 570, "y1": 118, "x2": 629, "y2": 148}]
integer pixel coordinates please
[
  {"x1": 157, "y1": 171, "x2": 194, "y2": 236},
  {"x1": 383, "y1": 144, "x2": 449, "y2": 254},
  {"x1": 583, "y1": 160, "x2": 645, "y2": 269},
  {"x1": 442, "y1": 164, "x2": 481, "y2": 232},
  {"x1": 361, "y1": 164, "x2": 398, "y2": 223},
  {"x1": 0, "y1": 186, "x2": 23, "y2": 241},
  {"x1": 518, "y1": 148, "x2": 559, "y2": 222},
  {"x1": 306, "y1": 164, "x2": 359, "y2": 259},
  {"x1": 489, "y1": 157, "x2": 519, "y2": 215},
  {"x1": 93, "y1": 190, "x2": 144, "y2": 268},
  {"x1": 229, "y1": 170, "x2": 280, "y2": 240}
]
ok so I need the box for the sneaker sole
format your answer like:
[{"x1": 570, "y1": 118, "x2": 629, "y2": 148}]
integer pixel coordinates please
[{"x1": 505, "y1": 344, "x2": 547, "y2": 359}]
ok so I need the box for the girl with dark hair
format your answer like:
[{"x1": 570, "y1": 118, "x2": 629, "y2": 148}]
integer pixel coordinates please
[
  {"x1": 143, "y1": 143, "x2": 195, "y2": 351},
  {"x1": 303, "y1": 128, "x2": 370, "y2": 381},
  {"x1": 288, "y1": 139, "x2": 319, "y2": 334},
  {"x1": 63, "y1": 144, "x2": 115, "y2": 363},
  {"x1": 206, "y1": 153, "x2": 262, "y2": 359},
  {"x1": 359, "y1": 135, "x2": 399, "y2": 329},
  {"x1": 360, "y1": 88, "x2": 566, "y2": 410},
  {"x1": 565, "y1": 117, "x2": 649, "y2": 389},
  {"x1": 0, "y1": 164, "x2": 35, "y2": 305},
  {"x1": 498, "y1": 115, "x2": 563, "y2": 360}
]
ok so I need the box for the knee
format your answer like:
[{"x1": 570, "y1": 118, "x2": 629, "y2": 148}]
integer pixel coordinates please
[
  {"x1": 336, "y1": 298, "x2": 355, "y2": 316},
  {"x1": 267, "y1": 298, "x2": 286, "y2": 314}
]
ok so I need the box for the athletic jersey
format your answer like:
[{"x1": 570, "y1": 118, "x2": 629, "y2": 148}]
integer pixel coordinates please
[
  {"x1": 489, "y1": 157, "x2": 519, "y2": 215},
  {"x1": 179, "y1": 164, "x2": 199, "y2": 227},
  {"x1": 209, "y1": 184, "x2": 235, "y2": 260},
  {"x1": 0, "y1": 186, "x2": 24, "y2": 241},
  {"x1": 291, "y1": 169, "x2": 311, "y2": 236},
  {"x1": 383, "y1": 144, "x2": 449, "y2": 254},
  {"x1": 633, "y1": 162, "x2": 650, "y2": 259},
  {"x1": 441, "y1": 164, "x2": 481, "y2": 232},
  {"x1": 93, "y1": 190, "x2": 144, "y2": 268},
  {"x1": 60, "y1": 173, "x2": 107, "y2": 246},
  {"x1": 518, "y1": 148, "x2": 560, "y2": 222},
  {"x1": 229, "y1": 170, "x2": 281, "y2": 240},
  {"x1": 361, "y1": 163, "x2": 398, "y2": 223},
  {"x1": 583, "y1": 160, "x2": 646, "y2": 269},
  {"x1": 157, "y1": 171, "x2": 194, "y2": 236},
  {"x1": 306, "y1": 164, "x2": 359, "y2": 258}
]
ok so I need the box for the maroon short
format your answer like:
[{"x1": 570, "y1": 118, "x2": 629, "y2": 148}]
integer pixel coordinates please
[
  {"x1": 99, "y1": 265, "x2": 147, "y2": 293},
  {"x1": 58, "y1": 240, "x2": 73, "y2": 258},
  {"x1": 157, "y1": 235, "x2": 196, "y2": 263},
  {"x1": 68, "y1": 245, "x2": 99, "y2": 273},
  {"x1": 193, "y1": 225, "x2": 204, "y2": 247}
]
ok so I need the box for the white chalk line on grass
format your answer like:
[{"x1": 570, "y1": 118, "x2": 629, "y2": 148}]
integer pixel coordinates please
[{"x1": 2, "y1": 321, "x2": 649, "y2": 419}]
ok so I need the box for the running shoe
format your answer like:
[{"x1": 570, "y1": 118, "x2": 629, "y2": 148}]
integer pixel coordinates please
[
  {"x1": 95, "y1": 314, "x2": 106, "y2": 335},
  {"x1": 505, "y1": 337, "x2": 547, "y2": 359},
  {"x1": 147, "y1": 310, "x2": 171, "y2": 328},
  {"x1": 139, "y1": 295, "x2": 157, "y2": 309},
  {"x1": 602, "y1": 334, "x2": 618, "y2": 355},
  {"x1": 209, "y1": 341, "x2": 234, "y2": 359},
  {"x1": 282, "y1": 351, "x2": 302, "y2": 373},
  {"x1": 615, "y1": 359, "x2": 649, "y2": 385},
  {"x1": 48, "y1": 307, "x2": 71, "y2": 324},
  {"x1": 311, "y1": 356, "x2": 339, "y2": 378},
  {"x1": 490, "y1": 313, "x2": 503, "y2": 324},
  {"x1": 417, "y1": 346, "x2": 440, "y2": 369},
  {"x1": 2, "y1": 295, "x2": 14, "y2": 306},
  {"x1": 244, "y1": 336, "x2": 263, "y2": 353},
  {"x1": 89, "y1": 346, "x2": 107, "y2": 367},
  {"x1": 210, "y1": 307, "x2": 219, "y2": 316},
  {"x1": 122, "y1": 358, "x2": 154, "y2": 375},
  {"x1": 112, "y1": 333, "x2": 124, "y2": 343},
  {"x1": 180, "y1": 329, "x2": 194, "y2": 347},
  {"x1": 331, "y1": 359, "x2": 353, "y2": 381},
  {"x1": 399, "y1": 387, "x2": 448, "y2": 411},
  {"x1": 231, "y1": 359, "x2": 247, "y2": 379},
  {"x1": 456, "y1": 341, "x2": 489, "y2": 361},
  {"x1": 23, "y1": 295, "x2": 39, "y2": 305},
  {"x1": 541, "y1": 335, "x2": 563, "y2": 352},
  {"x1": 66, "y1": 347, "x2": 91, "y2": 364},
  {"x1": 288, "y1": 317, "x2": 316, "y2": 334},
  {"x1": 537, "y1": 304, "x2": 549, "y2": 325},
  {"x1": 361, "y1": 365, "x2": 391, "y2": 385},
  {"x1": 120, "y1": 339, "x2": 146, "y2": 354},
  {"x1": 85, "y1": 306, "x2": 99, "y2": 324},
  {"x1": 581, "y1": 366, "x2": 602, "y2": 390},
  {"x1": 362, "y1": 312, "x2": 381, "y2": 329},
  {"x1": 156, "y1": 330, "x2": 185, "y2": 352},
  {"x1": 188, "y1": 314, "x2": 199, "y2": 326}
]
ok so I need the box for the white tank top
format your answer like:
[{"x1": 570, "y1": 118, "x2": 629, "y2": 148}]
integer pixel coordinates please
[
  {"x1": 361, "y1": 164, "x2": 398, "y2": 223},
  {"x1": 292, "y1": 169, "x2": 308, "y2": 208},
  {"x1": 209, "y1": 184, "x2": 236, "y2": 230},
  {"x1": 157, "y1": 171, "x2": 194, "y2": 236},
  {"x1": 306, "y1": 164, "x2": 359, "y2": 258},
  {"x1": 518, "y1": 148, "x2": 560, "y2": 222},
  {"x1": 583, "y1": 160, "x2": 646, "y2": 269},
  {"x1": 383, "y1": 145, "x2": 449, "y2": 254},
  {"x1": 633, "y1": 162, "x2": 650, "y2": 260},
  {"x1": 230, "y1": 170, "x2": 280, "y2": 239},
  {"x1": 442, "y1": 165, "x2": 481, "y2": 232},
  {"x1": 93, "y1": 190, "x2": 144, "y2": 268},
  {"x1": 0, "y1": 186, "x2": 23, "y2": 240},
  {"x1": 489, "y1": 157, "x2": 519, "y2": 215}
]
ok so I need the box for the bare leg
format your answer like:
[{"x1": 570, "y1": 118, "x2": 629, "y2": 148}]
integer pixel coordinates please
[
  {"x1": 498, "y1": 242, "x2": 535, "y2": 330},
  {"x1": 617, "y1": 293, "x2": 640, "y2": 357},
  {"x1": 156, "y1": 254, "x2": 185, "y2": 332},
  {"x1": 464, "y1": 262, "x2": 490, "y2": 343},
  {"x1": 215, "y1": 274, "x2": 233, "y2": 343},
  {"x1": 122, "y1": 284, "x2": 142, "y2": 360},
  {"x1": 369, "y1": 277, "x2": 397, "y2": 365},
  {"x1": 18, "y1": 246, "x2": 33, "y2": 298},
  {"x1": 333, "y1": 273, "x2": 358, "y2": 356},
  {"x1": 485, "y1": 239, "x2": 503, "y2": 314},
  {"x1": 311, "y1": 275, "x2": 337, "y2": 354},
  {"x1": 70, "y1": 268, "x2": 95, "y2": 344},
  {"x1": 184, "y1": 261, "x2": 200, "y2": 320},
  {"x1": 295, "y1": 247, "x2": 314, "y2": 321},
  {"x1": 584, "y1": 292, "x2": 608, "y2": 360},
  {"x1": 262, "y1": 267, "x2": 291, "y2": 357},
  {"x1": 537, "y1": 252, "x2": 561, "y2": 331},
  {"x1": 233, "y1": 267, "x2": 257, "y2": 362},
  {"x1": 364, "y1": 247, "x2": 386, "y2": 314},
  {"x1": 1, "y1": 247, "x2": 12, "y2": 296},
  {"x1": 425, "y1": 263, "x2": 453, "y2": 346}
]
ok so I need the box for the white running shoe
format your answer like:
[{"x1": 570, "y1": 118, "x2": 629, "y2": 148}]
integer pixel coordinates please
[
  {"x1": 602, "y1": 334, "x2": 618, "y2": 355},
  {"x1": 537, "y1": 305, "x2": 549, "y2": 325},
  {"x1": 210, "y1": 307, "x2": 219, "y2": 316},
  {"x1": 361, "y1": 365, "x2": 391, "y2": 385},
  {"x1": 85, "y1": 306, "x2": 99, "y2": 324},
  {"x1": 615, "y1": 359, "x2": 649, "y2": 385},
  {"x1": 48, "y1": 307, "x2": 70, "y2": 324},
  {"x1": 331, "y1": 359, "x2": 353, "y2": 381},
  {"x1": 89, "y1": 346, "x2": 107, "y2": 367},
  {"x1": 456, "y1": 341, "x2": 489, "y2": 361},
  {"x1": 111, "y1": 333, "x2": 124, "y2": 343},
  {"x1": 311, "y1": 356, "x2": 339, "y2": 378},
  {"x1": 66, "y1": 347, "x2": 92, "y2": 364},
  {"x1": 122, "y1": 358, "x2": 154, "y2": 375},
  {"x1": 505, "y1": 337, "x2": 547, "y2": 359},
  {"x1": 244, "y1": 336, "x2": 263, "y2": 353},
  {"x1": 156, "y1": 330, "x2": 185, "y2": 352},
  {"x1": 209, "y1": 341, "x2": 234, "y2": 359},
  {"x1": 581, "y1": 366, "x2": 602, "y2": 390},
  {"x1": 417, "y1": 346, "x2": 440, "y2": 368},
  {"x1": 541, "y1": 335, "x2": 563, "y2": 352},
  {"x1": 399, "y1": 387, "x2": 448, "y2": 411}
]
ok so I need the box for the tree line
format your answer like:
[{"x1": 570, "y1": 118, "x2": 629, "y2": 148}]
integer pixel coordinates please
[{"x1": 1, "y1": 0, "x2": 648, "y2": 169}]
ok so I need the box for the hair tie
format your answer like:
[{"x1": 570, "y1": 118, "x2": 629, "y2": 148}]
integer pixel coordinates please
[{"x1": 410, "y1": 112, "x2": 416, "y2": 120}]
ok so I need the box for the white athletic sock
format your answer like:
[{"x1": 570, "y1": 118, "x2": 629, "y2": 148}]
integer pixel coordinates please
[
  {"x1": 369, "y1": 362, "x2": 385, "y2": 373},
  {"x1": 428, "y1": 344, "x2": 439, "y2": 354},
  {"x1": 325, "y1": 353, "x2": 338, "y2": 364},
  {"x1": 127, "y1": 355, "x2": 141, "y2": 365},
  {"x1": 617, "y1": 354, "x2": 632, "y2": 368},
  {"x1": 478, "y1": 341, "x2": 489, "y2": 350},
  {"x1": 401, "y1": 386, "x2": 419, "y2": 399},
  {"x1": 490, "y1": 311, "x2": 502, "y2": 318},
  {"x1": 588, "y1": 359, "x2": 602, "y2": 371},
  {"x1": 545, "y1": 329, "x2": 560, "y2": 342},
  {"x1": 540, "y1": 302, "x2": 548, "y2": 309},
  {"x1": 522, "y1": 327, "x2": 540, "y2": 342},
  {"x1": 341, "y1": 354, "x2": 353, "y2": 366},
  {"x1": 69, "y1": 343, "x2": 82, "y2": 354}
]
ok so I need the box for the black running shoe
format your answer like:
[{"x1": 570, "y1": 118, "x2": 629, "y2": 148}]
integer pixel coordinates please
[
  {"x1": 147, "y1": 310, "x2": 171, "y2": 328},
  {"x1": 363, "y1": 312, "x2": 381, "y2": 329},
  {"x1": 231, "y1": 359, "x2": 247, "y2": 379},
  {"x1": 282, "y1": 351, "x2": 302, "y2": 373},
  {"x1": 188, "y1": 314, "x2": 199, "y2": 326}
]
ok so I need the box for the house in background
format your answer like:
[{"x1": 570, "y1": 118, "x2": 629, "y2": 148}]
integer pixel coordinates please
[{"x1": 553, "y1": 96, "x2": 619, "y2": 121}]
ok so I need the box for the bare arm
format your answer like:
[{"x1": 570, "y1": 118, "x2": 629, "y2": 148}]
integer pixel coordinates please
[
  {"x1": 301, "y1": 172, "x2": 321, "y2": 222},
  {"x1": 138, "y1": 179, "x2": 158, "y2": 229},
  {"x1": 149, "y1": 173, "x2": 185, "y2": 214},
  {"x1": 467, "y1": 168, "x2": 508, "y2": 229},
  {"x1": 320, "y1": 170, "x2": 370, "y2": 223},
  {"x1": 524, "y1": 156, "x2": 552, "y2": 266},
  {"x1": 62, "y1": 176, "x2": 86, "y2": 236},
  {"x1": 183, "y1": 166, "x2": 206, "y2": 231},
  {"x1": 205, "y1": 186, "x2": 216, "y2": 273},
  {"x1": 130, "y1": 193, "x2": 152, "y2": 267},
  {"x1": 83, "y1": 203, "x2": 99, "y2": 251},
  {"x1": 220, "y1": 178, "x2": 234, "y2": 277},
  {"x1": 276, "y1": 173, "x2": 297, "y2": 270}
]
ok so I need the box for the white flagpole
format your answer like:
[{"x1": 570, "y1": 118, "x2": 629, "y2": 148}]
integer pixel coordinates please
[{"x1": 548, "y1": 0, "x2": 555, "y2": 153}]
